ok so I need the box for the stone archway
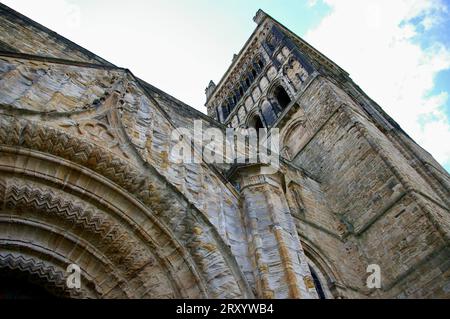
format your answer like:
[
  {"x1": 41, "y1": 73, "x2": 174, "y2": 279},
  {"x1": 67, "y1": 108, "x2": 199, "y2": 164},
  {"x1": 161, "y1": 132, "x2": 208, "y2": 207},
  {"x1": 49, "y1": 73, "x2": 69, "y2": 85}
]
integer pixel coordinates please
[
  {"x1": 301, "y1": 240, "x2": 345, "y2": 299},
  {"x1": 0, "y1": 54, "x2": 252, "y2": 299},
  {"x1": 0, "y1": 114, "x2": 251, "y2": 299},
  {"x1": 0, "y1": 267, "x2": 63, "y2": 299},
  {"x1": 0, "y1": 157, "x2": 204, "y2": 298}
]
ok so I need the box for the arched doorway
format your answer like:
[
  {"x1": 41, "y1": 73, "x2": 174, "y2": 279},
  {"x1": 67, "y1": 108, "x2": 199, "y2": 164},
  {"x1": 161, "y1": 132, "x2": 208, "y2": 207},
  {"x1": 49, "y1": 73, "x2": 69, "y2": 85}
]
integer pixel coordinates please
[
  {"x1": 273, "y1": 85, "x2": 291, "y2": 110},
  {"x1": 0, "y1": 272, "x2": 58, "y2": 299},
  {"x1": 0, "y1": 55, "x2": 253, "y2": 299},
  {"x1": 0, "y1": 116, "x2": 252, "y2": 299},
  {"x1": 302, "y1": 243, "x2": 340, "y2": 299}
]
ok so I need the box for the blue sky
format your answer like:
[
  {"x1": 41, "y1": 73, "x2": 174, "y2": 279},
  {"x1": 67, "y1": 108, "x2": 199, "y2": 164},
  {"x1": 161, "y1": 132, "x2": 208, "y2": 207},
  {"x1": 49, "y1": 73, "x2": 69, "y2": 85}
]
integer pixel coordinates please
[
  {"x1": 419, "y1": 9, "x2": 450, "y2": 120},
  {"x1": 3, "y1": 0, "x2": 450, "y2": 172}
]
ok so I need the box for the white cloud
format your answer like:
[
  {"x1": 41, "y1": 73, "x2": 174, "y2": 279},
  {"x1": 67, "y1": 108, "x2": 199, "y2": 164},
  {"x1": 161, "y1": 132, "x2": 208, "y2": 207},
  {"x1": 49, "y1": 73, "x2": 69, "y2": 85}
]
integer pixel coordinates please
[
  {"x1": 305, "y1": 0, "x2": 450, "y2": 169},
  {"x1": 1, "y1": 0, "x2": 253, "y2": 112},
  {"x1": 307, "y1": 0, "x2": 319, "y2": 7},
  {"x1": 2, "y1": 0, "x2": 449, "y2": 170}
]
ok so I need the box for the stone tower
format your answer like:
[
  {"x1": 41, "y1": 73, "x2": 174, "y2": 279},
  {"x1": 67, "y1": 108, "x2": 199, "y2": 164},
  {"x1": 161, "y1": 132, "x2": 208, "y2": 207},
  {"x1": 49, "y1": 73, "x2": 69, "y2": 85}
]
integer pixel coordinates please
[
  {"x1": 205, "y1": 9, "x2": 450, "y2": 299},
  {"x1": 0, "y1": 4, "x2": 449, "y2": 299}
]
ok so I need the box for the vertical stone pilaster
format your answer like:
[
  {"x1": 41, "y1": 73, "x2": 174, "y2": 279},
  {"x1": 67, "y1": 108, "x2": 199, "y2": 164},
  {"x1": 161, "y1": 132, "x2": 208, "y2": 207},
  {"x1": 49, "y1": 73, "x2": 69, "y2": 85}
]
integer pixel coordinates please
[{"x1": 234, "y1": 164, "x2": 318, "y2": 299}]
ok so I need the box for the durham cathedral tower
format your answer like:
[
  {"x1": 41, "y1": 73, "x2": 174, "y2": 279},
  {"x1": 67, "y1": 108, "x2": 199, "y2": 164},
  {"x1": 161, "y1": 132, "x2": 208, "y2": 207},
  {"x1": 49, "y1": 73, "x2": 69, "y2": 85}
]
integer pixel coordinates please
[{"x1": 0, "y1": 4, "x2": 449, "y2": 299}]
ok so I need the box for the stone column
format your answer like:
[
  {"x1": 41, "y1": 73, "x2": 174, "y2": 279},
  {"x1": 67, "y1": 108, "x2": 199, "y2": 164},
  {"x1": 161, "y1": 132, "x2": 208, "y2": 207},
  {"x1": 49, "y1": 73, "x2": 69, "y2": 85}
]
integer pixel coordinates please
[{"x1": 234, "y1": 164, "x2": 318, "y2": 299}]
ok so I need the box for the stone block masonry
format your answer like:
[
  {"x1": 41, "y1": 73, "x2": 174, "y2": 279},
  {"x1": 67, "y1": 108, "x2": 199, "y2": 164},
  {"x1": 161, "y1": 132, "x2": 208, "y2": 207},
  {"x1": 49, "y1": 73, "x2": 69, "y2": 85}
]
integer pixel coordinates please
[{"x1": 0, "y1": 3, "x2": 448, "y2": 299}]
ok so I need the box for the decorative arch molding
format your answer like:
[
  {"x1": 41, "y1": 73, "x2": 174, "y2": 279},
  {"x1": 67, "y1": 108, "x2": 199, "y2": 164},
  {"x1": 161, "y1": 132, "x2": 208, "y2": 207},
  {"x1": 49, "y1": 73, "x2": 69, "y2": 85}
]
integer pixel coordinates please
[
  {"x1": 244, "y1": 106, "x2": 264, "y2": 128},
  {"x1": 280, "y1": 115, "x2": 309, "y2": 159},
  {"x1": 266, "y1": 77, "x2": 295, "y2": 102},
  {"x1": 0, "y1": 253, "x2": 88, "y2": 298},
  {"x1": 0, "y1": 176, "x2": 196, "y2": 298},
  {"x1": 1, "y1": 179, "x2": 173, "y2": 286},
  {"x1": 0, "y1": 116, "x2": 253, "y2": 299},
  {"x1": 0, "y1": 240, "x2": 103, "y2": 298},
  {"x1": 281, "y1": 117, "x2": 307, "y2": 144},
  {"x1": 300, "y1": 239, "x2": 346, "y2": 299},
  {"x1": 305, "y1": 256, "x2": 329, "y2": 300}
]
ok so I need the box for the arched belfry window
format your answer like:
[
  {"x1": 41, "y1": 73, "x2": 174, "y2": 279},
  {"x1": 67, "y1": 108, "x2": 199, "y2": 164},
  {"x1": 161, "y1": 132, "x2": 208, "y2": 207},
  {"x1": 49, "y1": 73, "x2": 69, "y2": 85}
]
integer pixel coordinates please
[
  {"x1": 261, "y1": 101, "x2": 278, "y2": 127},
  {"x1": 246, "y1": 114, "x2": 265, "y2": 162},
  {"x1": 258, "y1": 59, "x2": 264, "y2": 70},
  {"x1": 273, "y1": 85, "x2": 291, "y2": 109},
  {"x1": 303, "y1": 248, "x2": 337, "y2": 299},
  {"x1": 248, "y1": 114, "x2": 264, "y2": 130},
  {"x1": 254, "y1": 116, "x2": 264, "y2": 130}
]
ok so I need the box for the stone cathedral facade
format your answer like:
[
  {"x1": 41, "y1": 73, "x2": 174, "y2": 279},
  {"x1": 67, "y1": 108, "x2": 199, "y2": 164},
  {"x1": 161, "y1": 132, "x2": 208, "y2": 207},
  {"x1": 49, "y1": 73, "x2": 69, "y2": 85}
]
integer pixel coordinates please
[{"x1": 0, "y1": 4, "x2": 449, "y2": 299}]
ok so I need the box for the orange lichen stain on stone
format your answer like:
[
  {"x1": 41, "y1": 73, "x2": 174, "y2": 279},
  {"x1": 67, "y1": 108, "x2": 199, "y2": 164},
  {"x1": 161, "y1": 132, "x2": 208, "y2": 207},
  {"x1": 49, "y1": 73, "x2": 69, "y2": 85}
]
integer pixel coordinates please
[
  {"x1": 304, "y1": 276, "x2": 316, "y2": 289},
  {"x1": 201, "y1": 243, "x2": 217, "y2": 252},
  {"x1": 263, "y1": 290, "x2": 275, "y2": 299},
  {"x1": 258, "y1": 264, "x2": 269, "y2": 273},
  {"x1": 224, "y1": 197, "x2": 233, "y2": 206},
  {"x1": 193, "y1": 226, "x2": 203, "y2": 235},
  {"x1": 160, "y1": 151, "x2": 169, "y2": 170}
]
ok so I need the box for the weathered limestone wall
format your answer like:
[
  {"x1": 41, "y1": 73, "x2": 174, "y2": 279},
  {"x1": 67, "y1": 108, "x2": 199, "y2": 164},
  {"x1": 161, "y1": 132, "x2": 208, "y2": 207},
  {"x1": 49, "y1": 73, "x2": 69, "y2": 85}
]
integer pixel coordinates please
[
  {"x1": 341, "y1": 80, "x2": 450, "y2": 208},
  {"x1": 0, "y1": 4, "x2": 256, "y2": 297},
  {"x1": 119, "y1": 73, "x2": 252, "y2": 283},
  {"x1": 0, "y1": 54, "x2": 253, "y2": 298},
  {"x1": 283, "y1": 164, "x2": 368, "y2": 298},
  {"x1": 289, "y1": 76, "x2": 450, "y2": 298},
  {"x1": 235, "y1": 165, "x2": 318, "y2": 299},
  {"x1": 139, "y1": 81, "x2": 233, "y2": 174},
  {"x1": 1, "y1": 3, "x2": 449, "y2": 299}
]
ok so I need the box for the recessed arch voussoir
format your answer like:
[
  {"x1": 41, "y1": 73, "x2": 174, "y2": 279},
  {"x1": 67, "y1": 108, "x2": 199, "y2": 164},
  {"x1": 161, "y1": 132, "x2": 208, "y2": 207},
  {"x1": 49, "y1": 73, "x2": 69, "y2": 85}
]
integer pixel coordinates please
[{"x1": 0, "y1": 114, "x2": 253, "y2": 298}]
